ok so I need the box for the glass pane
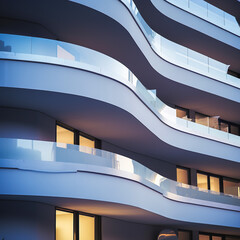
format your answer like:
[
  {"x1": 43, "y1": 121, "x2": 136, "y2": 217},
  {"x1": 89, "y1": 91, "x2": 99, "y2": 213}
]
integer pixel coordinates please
[
  {"x1": 176, "y1": 108, "x2": 188, "y2": 119},
  {"x1": 225, "y1": 237, "x2": 240, "y2": 240},
  {"x1": 199, "y1": 235, "x2": 210, "y2": 240},
  {"x1": 219, "y1": 122, "x2": 229, "y2": 133},
  {"x1": 178, "y1": 231, "x2": 191, "y2": 240},
  {"x1": 79, "y1": 135, "x2": 95, "y2": 148},
  {"x1": 209, "y1": 117, "x2": 219, "y2": 129},
  {"x1": 223, "y1": 179, "x2": 240, "y2": 197},
  {"x1": 210, "y1": 176, "x2": 220, "y2": 192},
  {"x1": 79, "y1": 215, "x2": 95, "y2": 240},
  {"x1": 197, "y1": 173, "x2": 208, "y2": 190},
  {"x1": 230, "y1": 124, "x2": 239, "y2": 136},
  {"x1": 56, "y1": 125, "x2": 74, "y2": 145},
  {"x1": 56, "y1": 210, "x2": 73, "y2": 240},
  {"x1": 177, "y1": 168, "x2": 189, "y2": 184},
  {"x1": 195, "y1": 113, "x2": 209, "y2": 127},
  {"x1": 212, "y1": 236, "x2": 223, "y2": 240}
]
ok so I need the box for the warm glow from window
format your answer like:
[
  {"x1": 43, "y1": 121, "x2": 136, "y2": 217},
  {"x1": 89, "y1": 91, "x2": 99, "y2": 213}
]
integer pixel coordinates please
[
  {"x1": 79, "y1": 136, "x2": 95, "y2": 148},
  {"x1": 56, "y1": 210, "x2": 73, "y2": 240},
  {"x1": 177, "y1": 168, "x2": 189, "y2": 184},
  {"x1": 195, "y1": 113, "x2": 209, "y2": 127},
  {"x1": 210, "y1": 176, "x2": 220, "y2": 192},
  {"x1": 223, "y1": 179, "x2": 240, "y2": 197},
  {"x1": 199, "y1": 235, "x2": 210, "y2": 240},
  {"x1": 178, "y1": 231, "x2": 191, "y2": 240},
  {"x1": 212, "y1": 236, "x2": 222, "y2": 240},
  {"x1": 79, "y1": 215, "x2": 95, "y2": 240},
  {"x1": 57, "y1": 125, "x2": 74, "y2": 145},
  {"x1": 197, "y1": 173, "x2": 208, "y2": 190}
]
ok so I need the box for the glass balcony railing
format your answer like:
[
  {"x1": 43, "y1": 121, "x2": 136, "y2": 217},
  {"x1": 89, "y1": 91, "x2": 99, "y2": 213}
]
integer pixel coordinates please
[
  {"x1": 165, "y1": 0, "x2": 240, "y2": 36},
  {"x1": 0, "y1": 33, "x2": 240, "y2": 147},
  {"x1": 0, "y1": 138, "x2": 239, "y2": 208},
  {"x1": 120, "y1": 0, "x2": 240, "y2": 87}
]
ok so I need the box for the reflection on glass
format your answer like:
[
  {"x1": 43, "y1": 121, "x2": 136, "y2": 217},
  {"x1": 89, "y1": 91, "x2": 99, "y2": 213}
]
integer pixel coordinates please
[
  {"x1": 178, "y1": 231, "x2": 191, "y2": 240},
  {"x1": 79, "y1": 136, "x2": 95, "y2": 148},
  {"x1": 199, "y1": 234, "x2": 210, "y2": 240},
  {"x1": 223, "y1": 179, "x2": 240, "y2": 197},
  {"x1": 195, "y1": 113, "x2": 209, "y2": 127},
  {"x1": 56, "y1": 125, "x2": 74, "y2": 146},
  {"x1": 158, "y1": 229, "x2": 177, "y2": 240},
  {"x1": 177, "y1": 168, "x2": 189, "y2": 184},
  {"x1": 57, "y1": 45, "x2": 75, "y2": 61},
  {"x1": 56, "y1": 210, "x2": 73, "y2": 240},
  {"x1": 210, "y1": 176, "x2": 220, "y2": 192},
  {"x1": 197, "y1": 173, "x2": 208, "y2": 190},
  {"x1": 79, "y1": 215, "x2": 95, "y2": 240}
]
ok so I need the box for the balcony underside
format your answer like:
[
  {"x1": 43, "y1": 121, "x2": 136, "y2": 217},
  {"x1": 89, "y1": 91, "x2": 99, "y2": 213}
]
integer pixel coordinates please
[{"x1": 0, "y1": 1, "x2": 240, "y2": 124}]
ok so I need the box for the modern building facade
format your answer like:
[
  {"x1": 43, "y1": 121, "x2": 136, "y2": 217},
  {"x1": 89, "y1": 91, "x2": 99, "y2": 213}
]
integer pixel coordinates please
[{"x1": 0, "y1": 0, "x2": 240, "y2": 239}]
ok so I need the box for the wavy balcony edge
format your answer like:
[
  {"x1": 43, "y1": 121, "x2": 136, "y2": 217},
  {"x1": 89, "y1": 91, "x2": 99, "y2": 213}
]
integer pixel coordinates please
[
  {"x1": 1, "y1": 138, "x2": 240, "y2": 226},
  {"x1": 69, "y1": 0, "x2": 240, "y2": 89},
  {"x1": 1, "y1": 34, "x2": 240, "y2": 150}
]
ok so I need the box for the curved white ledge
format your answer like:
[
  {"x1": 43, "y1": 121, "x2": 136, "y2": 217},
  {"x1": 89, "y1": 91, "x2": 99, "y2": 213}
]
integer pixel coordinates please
[
  {"x1": 1, "y1": 53, "x2": 240, "y2": 179},
  {"x1": 164, "y1": 0, "x2": 240, "y2": 36},
  {"x1": 70, "y1": 0, "x2": 240, "y2": 88},
  {"x1": 0, "y1": 138, "x2": 240, "y2": 229},
  {"x1": 0, "y1": 34, "x2": 240, "y2": 151}
]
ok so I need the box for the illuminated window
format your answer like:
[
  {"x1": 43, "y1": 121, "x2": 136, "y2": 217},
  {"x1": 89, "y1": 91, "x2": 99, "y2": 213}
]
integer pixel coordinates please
[
  {"x1": 79, "y1": 135, "x2": 95, "y2": 148},
  {"x1": 195, "y1": 112, "x2": 209, "y2": 127},
  {"x1": 176, "y1": 107, "x2": 189, "y2": 120},
  {"x1": 212, "y1": 236, "x2": 223, "y2": 240},
  {"x1": 56, "y1": 210, "x2": 74, "y2": 240},
  {"x1": 56, "y1": 210, "x2": 97, "y2": 240},
  {"x1": 199, "y1": 234, "x2": 210, "y2": 240},
  {"x1": 230, "y1": 124, "x2": 240, "y2": 136},
  {"x1": 210, "y1": 176, "x2": 220, "y2": 192},
  {"x1": 79, "y1": 215, "x2": 95, "y2": 240},
  {"x1": 197, "y1": 173, "x2": 208, "y2": 190},
  {"x1": 56, "y1": 125, "x2": 74, "y2": 145},
  {"x1": 176, "y1": 167, "x2": 189, "y2": 184},
  {"x1": 223, "y1": 179, "x2": 240, "y2": 197}
]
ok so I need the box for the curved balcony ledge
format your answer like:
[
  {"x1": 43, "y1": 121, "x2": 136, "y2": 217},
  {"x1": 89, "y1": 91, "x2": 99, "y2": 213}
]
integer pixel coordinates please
[
  {"x1": 0, "y1": 52, "x2": 240, "y2": 177},
  {"x1": 0, "y1": 138, "x2": 240, "y2": 230},
  {"x1": 0, "y1": 0, "x2": 240, "y2": 122},
  {"x1": 131, "y1": 0, "x2": 240, "y2": 73}
]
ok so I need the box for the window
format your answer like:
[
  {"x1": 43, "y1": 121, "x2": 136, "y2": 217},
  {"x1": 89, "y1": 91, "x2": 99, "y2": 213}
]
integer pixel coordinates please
[
  {"x1": 79, "y1": 215, "x2": 95, "y2": 240},
  {"x1": 56, "y1": 123, "x2": 97, "y2": 149},
  {"x1": 79, "y1": 135, "x2": 95, "y2": 148},
  {"x1": 197, "y1": 172, "x2": 220, "y2": 192},
  {"x1": 230, "y1": 124, "x2": 240, "y2": 136},
  {"x1": 178, "y1": 230, "x2": 191, "y2": 240},
  {"x1": 56, "y1": 210, "x2": 74, "y2": 240},
  {"x1": 176, "y1": 167, "x2": 190, "y2": 184},
  {"x1": 199, "y1": 234, "x2": 210, "y2": 240},
  {"x1": 223, "y1": 179, "x2": 240, "y2": 197},
  {"x1": 195, "y1": 112, "x2": 209, "y2": 127},
  {"x1": 176, "y1": 106, "x2": 189, "y2": 120},
  {"x1": 219, "y1": 121, "x2": 229, "y2": 133},
  {"x1": 56, "y1": 125, "x2": 74, "y2": 145},
  {"x1": 197, "y1": 173, "x2": 208, "y2": 190},
  {"x1": 56, "y1": 209, "x2": 97, "y2": 240}
]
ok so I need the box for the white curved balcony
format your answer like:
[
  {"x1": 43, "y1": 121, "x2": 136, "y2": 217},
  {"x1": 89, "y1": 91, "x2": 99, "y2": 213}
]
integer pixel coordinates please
[
  {"x1": 70, "y1": 0, "x2": 240, "y2": 88},
  {"x1": 0, "y1": 34, "x2": 240, "y2": 149},
  {"x1": 164, "y1": 0, "x2": 240, "y2": 36},
  {"x1": 0, "y1": 138, "x2": 240, "y2": 229}
]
